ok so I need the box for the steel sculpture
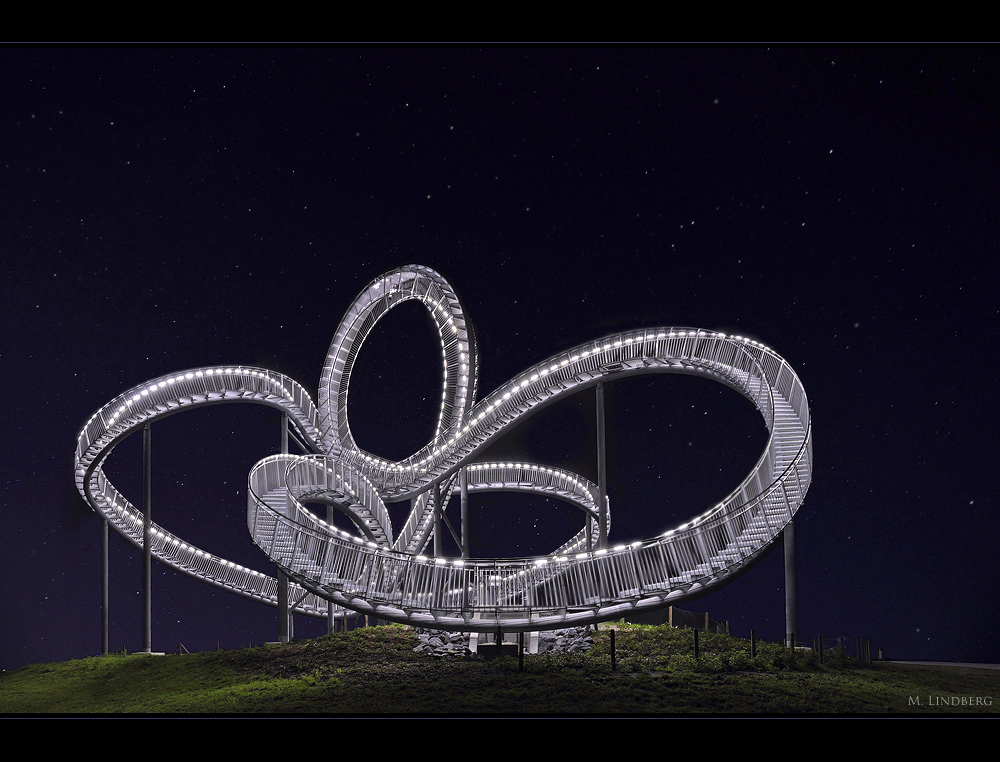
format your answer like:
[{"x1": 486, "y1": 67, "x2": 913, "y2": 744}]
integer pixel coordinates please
[{"x1": 76, "y1": 265, "x2": 812, "y2": 635}]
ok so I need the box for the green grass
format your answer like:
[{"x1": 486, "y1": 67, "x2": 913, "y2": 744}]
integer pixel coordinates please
[{"x1": 2, "y1": 624, "x2": 997, "y2": 715}]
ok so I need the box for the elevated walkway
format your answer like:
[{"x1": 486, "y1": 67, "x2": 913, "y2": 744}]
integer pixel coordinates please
[{"x1": 76, "y1": 265, "x2": 812, "y2": 633}]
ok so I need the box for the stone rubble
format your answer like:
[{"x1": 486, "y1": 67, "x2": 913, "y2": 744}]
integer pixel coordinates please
[
  {"x1": 412, "y1": 629, "x2": 474, "y2": 658},
  {"x1": 412, "y1": 627, "x2": 594, "y2": 658},
  {"x1": 535, "y1": 627, "x2": 595, "y2": 655}
]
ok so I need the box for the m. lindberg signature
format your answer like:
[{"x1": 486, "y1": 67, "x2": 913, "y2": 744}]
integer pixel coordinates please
[{"x1": 909, "y1": 695, "x2": 992, "y2": 706}]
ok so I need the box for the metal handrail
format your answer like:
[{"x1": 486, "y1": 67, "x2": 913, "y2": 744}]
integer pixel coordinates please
[{"x1": 245, "y1": 410, "x2": 809, "y2": 631}]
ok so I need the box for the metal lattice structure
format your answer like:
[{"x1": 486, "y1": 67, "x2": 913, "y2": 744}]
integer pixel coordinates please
[{"x1": 75, "y1": 264, "x2": 812, "y2": 633}]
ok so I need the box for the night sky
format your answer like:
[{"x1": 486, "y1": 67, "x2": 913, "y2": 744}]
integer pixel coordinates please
[{"x1": 2, "y1": 46, "x2": 997, "y2": 672}]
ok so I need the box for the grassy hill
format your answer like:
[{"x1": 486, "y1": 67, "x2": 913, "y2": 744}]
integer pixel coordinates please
[{"x1": 2, "y1": 624, "x2": 996, "y2": 715}]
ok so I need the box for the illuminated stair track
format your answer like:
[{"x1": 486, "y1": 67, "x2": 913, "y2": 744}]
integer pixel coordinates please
[
  {"x1": 76, "y1": 265, "x2": 811, "y2": 633},
  {"x1": 75, "y1": 367, "x2": 346, "y2": 619},
  {"x1": 245, "y1": 266, "x2": 812, "y2": 631}
]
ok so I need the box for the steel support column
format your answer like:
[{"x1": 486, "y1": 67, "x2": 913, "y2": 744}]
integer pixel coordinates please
[
  {"x1": 596, "y1": 382, "x2": 608, "y2": 549},
  {"x1": 784, "y1": 519, "x2": 798, "y2": 648},
  {"x1": 142, "y1": 423, "x2": 152, "y2": 653},
  {"x1": 278, "y1": 413, "x2": 290, "y2": 642},
  {"x1": 102, "y1": 517, "x2": 109, "y2": 656},
  {"x1": 277, "y1": 569, "x2": 289, "y2": 642},
  {"x1": 433, "y1": 483, "x2": 443, "y2": 557},
  {"x1": 327, "y1": 505, "x2": 336, "y2": 634},
  {"x1": 460, "y1": 466, "x2": 470, "y2": 559}
]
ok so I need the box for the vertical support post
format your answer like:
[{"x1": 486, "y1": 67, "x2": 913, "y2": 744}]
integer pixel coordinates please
[
  {"x1": 142, "y1": 423, "x2": 152, "y2": 654},
  {"x1": 460, "y1": 466, "x2": 470, "y2": 559},
  {"x1": 102, "y1": 518, "x2": 109, "y2": 656},
  {"x1": 278, "y1": 412, "x2": 290, "y2": 643},
  {"x1": 327, "y1": 505, "x2": 336, "y2": 635},
  {"x1": 412, "y1": 493, "x2": 421, "y2": 557},
  {"x1": 784, "y1": 519, "x2": 798, "y2": 648},
  {"x1": 596, "y1": 382, "x2": 608, "y2": 549},
  {"x1": 277, "y1": 569, "x2": 289, "y2": 643},
  {"x1": 433, "y1": 483, "x2": 443, "y2": 558}
]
